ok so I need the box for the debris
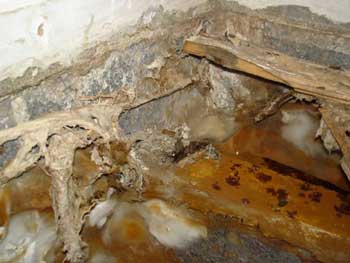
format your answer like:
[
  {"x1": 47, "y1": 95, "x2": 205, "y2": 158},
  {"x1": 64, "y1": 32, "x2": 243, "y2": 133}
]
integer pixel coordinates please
[
  {"x1": 205, "y1": 144, "x2": 219, "y2": 160},
  {"x1": 316, "y1": 119, "x2": 340, "y2": 153},
  {"x1": 172, "y1": 141, "x2": 207, "y2": 163},
  {"x1": 255, "y1": 92, "x2": 294, "y2": 123}
]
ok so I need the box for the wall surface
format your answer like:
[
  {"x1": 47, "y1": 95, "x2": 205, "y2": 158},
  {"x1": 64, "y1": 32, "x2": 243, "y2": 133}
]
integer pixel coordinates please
[
  {"x1": 0, "y1": 0, "x2": 349, "y2": 83},
  {"x1": 0, "y1": 0, "x2": 207, "y2": 82},
  {"x1": 235, "y1": 0, "x2": 350, "y2": 23}
]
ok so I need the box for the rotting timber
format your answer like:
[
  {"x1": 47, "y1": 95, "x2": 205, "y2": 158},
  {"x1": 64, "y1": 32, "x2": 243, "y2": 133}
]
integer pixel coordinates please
[
  {"x1": 183, "y1": 35, "x2": 350, "y2": 182},
  {"x1": 0, "y1": 3, "x2": 350, "y2": 263}
]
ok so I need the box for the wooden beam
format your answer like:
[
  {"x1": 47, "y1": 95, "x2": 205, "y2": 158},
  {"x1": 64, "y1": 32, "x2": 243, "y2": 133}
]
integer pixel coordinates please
[
  {"x1": 184, "y1": 35, "x2": 350, "y2": 181},
  {"x1": 183, "y1": 36, "x2": 350, "y2": 104}
]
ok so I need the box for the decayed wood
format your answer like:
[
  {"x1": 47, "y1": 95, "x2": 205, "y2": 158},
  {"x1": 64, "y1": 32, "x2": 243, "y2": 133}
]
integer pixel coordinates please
[
  {"x1": 184, "y1": 35, "x2": 350, "y2": 181},
  {"x1": 183, "y1": 36, "x2": 350, "y2": 103}
]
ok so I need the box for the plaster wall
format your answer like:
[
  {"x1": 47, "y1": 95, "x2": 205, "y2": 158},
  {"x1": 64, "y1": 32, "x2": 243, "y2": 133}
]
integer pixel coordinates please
[{"x1": 0, "y1": 0, "x2": 349, "y2": 82}]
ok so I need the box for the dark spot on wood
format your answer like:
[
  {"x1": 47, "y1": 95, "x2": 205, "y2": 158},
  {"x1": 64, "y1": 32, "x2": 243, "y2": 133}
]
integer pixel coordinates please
[
  {"x1": 337, "y1": 193, "x2": 348, "y2": 202},
  {"x1": 248, "y1": 164, "x2": 260, "y2": 174},
  {"x1": 277, "y1": 189, "x2": 288, "y2": 207},
  {"x1": 287, "y1": 210, "x2": 297, "y2": 219},
  {"x1": 256, "y1": 172, "x2": 272, "y2": 183},
  {"x1": 252, "y1": 164, "x2": 259, "y2": 171},
  {"x1": 230, "y1": 163, "x2": 242, "y2": 171},
  {"x1": 278, "y1": 199, "x2": 288, "y2": 207},
  {"x1": 346, "y1": 130, "x2": 350, "y2": 137},
  {"x1": 225, "y1": 175, "x2": 240, "y2": 186},
  {"x1": 298, "y1": 192, "x2": 305, "y2": 198},
  {"x1": 300, "y1": 183, "x2": 311, "y2": 191},
  {"x1": 308, "y1": 192, "x2": 322, "y2": 203},
  {"x1": 335, "y1": 201, "x2": 350, "y2": 216},
  {"x1": 264, "y1": 158, "x2": 302, "y2": 176},
  {"x1": 265, "y1": 159, "x2": 347, "y2": 194},
  {"x1": 233, "y1": 163, "x2": 242, "y2": 168},
  {"x1": 212, "y1": 182, "x2": 221, "y2": 191},
  {"x1": 266, "y1": 187, "x2": 277, "y2": 196},
  {"x1": 277, "y1": 189, "x2": 288, "y2": 199},
  {"x1": 335, "y1": 204, "x2": 350, "y2": 215},
  {"x1": 241, "y1": 198, "x2": 250, "y2": 205}
]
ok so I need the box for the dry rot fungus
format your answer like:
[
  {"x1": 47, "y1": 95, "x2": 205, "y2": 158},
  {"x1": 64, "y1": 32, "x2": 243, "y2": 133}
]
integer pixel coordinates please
[
  {"x1": 0, "y1": 12, "x2": 350, "y2": 262},
  {"x1": 0, "y1": 85, "x2": 190, "y2": 262},
  {"x1": 1, "y1": 63, "x2": 350, "y2": 262}
]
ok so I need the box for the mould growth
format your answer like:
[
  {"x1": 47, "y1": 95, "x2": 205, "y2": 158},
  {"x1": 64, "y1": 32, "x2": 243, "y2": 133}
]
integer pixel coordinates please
[{"x1": 0, "y1": 2, "x2": 350, "y2": 263}]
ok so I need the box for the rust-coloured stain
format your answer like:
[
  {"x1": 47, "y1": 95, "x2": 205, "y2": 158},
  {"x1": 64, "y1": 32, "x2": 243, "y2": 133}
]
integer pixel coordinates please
[
  {"x1": 276, "y1": 189, "x2": 288, "y2": 207},
  {"x1": 225, "y1": 170, "x2": 240, "y2": 187},
  {"x1": 219, "y1": 123, "x2": 350, "y2": 192},
  {"x1": 308, "y1": 191, "x2": 322, "y2": 203},
  {"x1": 286, "y1": 210, "x2": 297, "y2": 219},
  {"x1": 247, "y1": 164, "x2": 260, "y2": 174},
  {"x1": 173, "y1": 139, "x2": 350, "y2": 263},
  {"x1": 265, "y1": 187, "x2": 288, "y2": 207},
  {"x1": 300, "y1": 183, "x2": 311, "y2": 191},
  {"x1": 266, "y1": 187, "x2": 276, "y2": 195},
  {"x1": 255, "y1": 172, "x2": 272, "y2": 183},
  {"x1": 212, "y1": 182, "x2": 221, "y2": 190},
  {"x1": 241, "y1": 198, "x2": 250, "y2": 205},
  {"x1": 334, "y1": 194, "x2": 350, "y2": 216}
]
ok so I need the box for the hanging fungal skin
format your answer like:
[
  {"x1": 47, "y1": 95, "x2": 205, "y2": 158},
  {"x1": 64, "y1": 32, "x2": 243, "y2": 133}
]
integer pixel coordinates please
[
  {"x1": 281, "y1": 109, "x2": 326, "y2": 158},
  {"x1": 0, "y1": 210, "x2": 56, "y2": 263},
  {"x1": 0, "y1": 80, "x2": 194, "y2": 262},
  {"x1": 100, "y1": 199, "x2": 207, "y2": 249},
  {"x1": 141, "y1": 199, "x2": 207, "y2": 248}
]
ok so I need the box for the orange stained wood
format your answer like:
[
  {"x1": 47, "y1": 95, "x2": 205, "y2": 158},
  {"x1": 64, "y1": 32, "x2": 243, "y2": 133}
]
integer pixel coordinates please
[{"x1": 175, "y1": 150, "x2": 350, "y2": 263}]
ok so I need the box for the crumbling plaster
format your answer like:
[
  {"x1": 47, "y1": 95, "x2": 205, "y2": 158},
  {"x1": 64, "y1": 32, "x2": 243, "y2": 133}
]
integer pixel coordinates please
[{"x1": 0, "y1": 0, "x2": 349, "y2": 83}]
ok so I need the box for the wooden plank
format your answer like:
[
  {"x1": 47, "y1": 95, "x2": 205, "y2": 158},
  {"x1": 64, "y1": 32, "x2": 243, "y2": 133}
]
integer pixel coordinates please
[
  {"x1": 170, "y1": 150, "x2": 350, "y2": 263},
  {"x1": 183, "y1": 36, "x2": 350, "y2": 103}
]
